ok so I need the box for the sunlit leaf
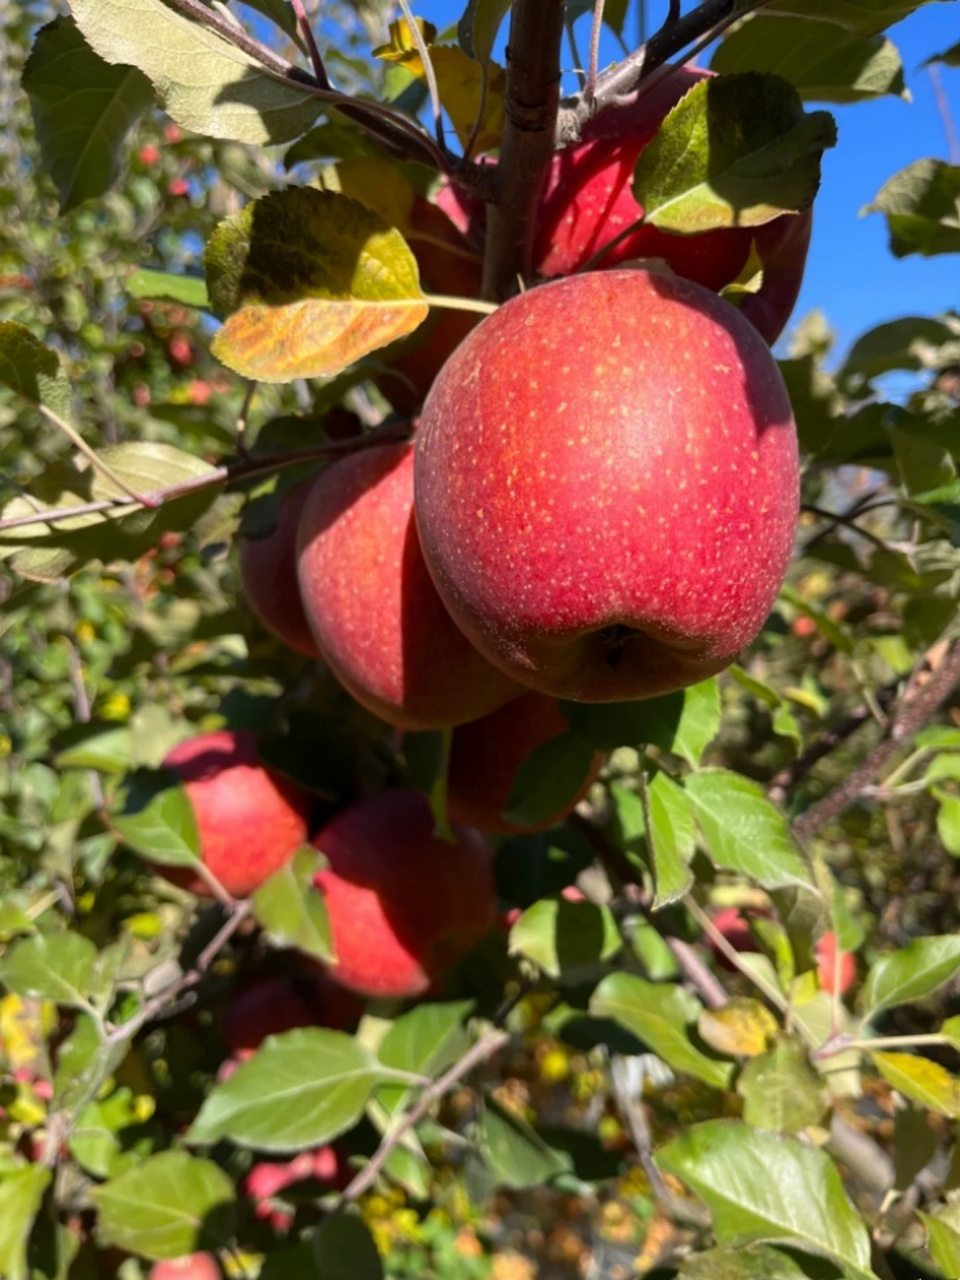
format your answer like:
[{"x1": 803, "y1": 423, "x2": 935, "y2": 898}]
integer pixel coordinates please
[
  {"x1": 251, "y1": 847, "x2": 334, "y2": 961},
  {"x1": 112, "y1": 771, "x2": 200, "y2": 867},
  {"x1": 126, "y1": 268, "x2": 210, "y2": 309},
  {"x1": 480, "y1": 1096, "x2": 571, "y2": 1189},
  {"x1": 93, "y1": 1151, "x2": 235, "y2": 1261},
  {"x1": 0, "y1": 1162, "x2": 52, "y2": 1280},
  {"x1": 633, "y1": 73, "x2": 836, "y2": 232},
  {"x1": 871, "y1": 1051, "x2": 960, "y2": 1117},
  {"x1": 861, "y1": 935, "x2": 960, "y2": 1018},
  {"x1": 509, "y1": 897, "x2": 622, "y2": 980},
  {"x1": 205, "y1": 189, "x2": 429, "y2": 381},
  {"x1": 657, "y1": 1121, "x2": 874, "y2": 1279},
  {"x1": 736, "y1": 1037, "x2": 826, "y2": 1133},
  {"x1": 698, "y1": 999, "x2": 778, "y2": 1058},
  {"x1": 0, "y1": 932, "x2": 98, "y2": 1009}
]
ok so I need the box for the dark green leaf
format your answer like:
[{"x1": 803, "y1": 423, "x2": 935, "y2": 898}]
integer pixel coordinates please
[
  {"x1": 312, "y1": 1214, "x2": 384, "y2": 1280},
  {"x1": 0, "y1": 322, "x2": 72, "y2": 421},
  {"x1": 457, "y1": 0, "x2": 510, "y2": 66},
  {"x1": 23, "y1": 17, "x2": 155, "y2": 212},
  {"x1": 841, "y1": 316, "x2": 958, "y2": 384},
  {"x1": 559, "y1": 678, "x2": 718, "y2": 758},
  {"x1": 711, "y1": 19, "x2": 906, "y2": 103},
  {"x1": 766, "y1": 0, "x2": 947, "y2": 35},
  {"x1": 480, "y1": 1095, "x2": 571, "y2": 1189},
  {"x1": 864, "y1": 159, "x2": 960, "y2": 258},
  {"x1": 925, "y1": 40, "x2": 960, "y2": 67},
  {"x1": 503, "y1": 731, "x2": 598, "y2": 828}
]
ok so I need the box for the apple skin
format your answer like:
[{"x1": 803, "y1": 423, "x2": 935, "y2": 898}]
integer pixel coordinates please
[
  {"x1": 533, "y1": 65, "x2": 812, "y2": 346},
  {"x1": 376, "y1": 193, "x2": 484, "y2": 415},
  {"x1": 296, "y1": 441, "x2": 522, "y2": 729},
  {"x1": 245, "y1": 1146, "x2": 348, "y2": 1231},
  {"x1": 447, "y1": 693, "x2": 604, "y2": 834},
  {"x1": 160, "y1": 729, "x2": 311, "y2": 898},
  {"x1": 414, "y1": 269, "x2": 799, "y2": 703},
  {"x1": 239, "y1": 480, "x2": 324, "y2": 660},
  {"x1": 148, "y1": 1255, "x2": 220, "y2": 1280},
  {"x1": 311, "y1": 789, "x2": 495, "y2": 998}
]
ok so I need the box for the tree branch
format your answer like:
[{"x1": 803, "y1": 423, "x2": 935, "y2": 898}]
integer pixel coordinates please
[
  {"x1": 339, "y1": 1026, "x2": 510, "y2": 1203},
  {"x1": 791, "y1": 636, "x2": 960, "y2": 843},
  {"x1": 480, "y1": 0, "x2": 565, "y2": 301}
]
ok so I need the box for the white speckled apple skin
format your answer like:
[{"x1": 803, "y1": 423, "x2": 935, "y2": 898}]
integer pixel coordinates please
[{"x1": 413, "y1": 270, "x2": 800, "y2": 703}]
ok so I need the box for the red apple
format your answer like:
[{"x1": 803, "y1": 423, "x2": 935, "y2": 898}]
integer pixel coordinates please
[
  {"x1": 446, "y1": 693, "x2": 604, "y2": 834},
  {"x1": 160, "y1": 729, "x2": 311, "y2": 898},
  {"x1": 239, "y1": 481, "x2": 324, "y2": 659},
  {"x1": 296, "y1": 441, "x2": 522, "y2": 729},
  {"x1": 375, "y1": 192, "x2": 484, "y2": 414},
  {"x1": 414, "y1": 269, "x2": 799, "y2": 702},
  {"x1": 815, "y1": 930, "x2": 856, "y2": 996},
  {"x1": 707, "y1": 906, "x2": 764, "y2": 970},
  {"x1": 533, "y1": 65, "x2": 811, "y2": 345},
  {"x1": 245, "y1": 1145, "x2": 348, "y2": 1230},
  {"x1": 149, "y1": 1255, "x2": 220, "y2": 1280},
  {"x1": 311, "y1": 789, "x2": 495, "y2": 997}
]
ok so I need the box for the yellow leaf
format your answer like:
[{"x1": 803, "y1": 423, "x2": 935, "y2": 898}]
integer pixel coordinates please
[
  {"x1": 698, "y1": 997, "x2": 779, "y2": 1058},
  {"x1": 872, "y1": 1051, "x2": 960, "y2": 1117},
  {"x1": 373, "y1": 16, "x2": 438, "y2": 59}
]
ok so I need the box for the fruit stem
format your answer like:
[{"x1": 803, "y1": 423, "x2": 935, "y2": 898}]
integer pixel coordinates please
[
  {"x1": 480, "y1": 0, "x2": 565, "y2": 301},
  {"x1": 421, "y1": 293, "x2": 499, "y2": 316}
]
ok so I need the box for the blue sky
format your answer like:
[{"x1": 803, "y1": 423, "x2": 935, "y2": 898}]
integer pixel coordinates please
[{"x1": 411, "y1": 2, "x2": 958, "y2": 362}]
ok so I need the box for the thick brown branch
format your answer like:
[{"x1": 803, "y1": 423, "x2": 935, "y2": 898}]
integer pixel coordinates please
[{"x1": 481, "y1": 0, "x2": 565, "y2": 300}]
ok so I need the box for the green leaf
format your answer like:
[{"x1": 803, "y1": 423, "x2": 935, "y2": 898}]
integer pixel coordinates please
[
  {"x1": 23, "y1": 17, "x2": 155, "y2": 212},
  {"x1": 728, "y1": 667, "x2": 801, "y2": 750},
  {"x1": 503, "y1": 731, "x2": 598, "y2": 829},
  {"x1": 312, "y1": 1215, "x2": 384, "y2": 1280},
  {"x1": 679, "y1": 1243, "x2": 853, "y2": 1280},
  {"x1": 767, "y1": 0, "x2": 948, "y2": 35},
  {"x1": 841, "y1": 316, "x2": 958, "y2": 385},
  {"x1": 861, "y1": 935, "x2": 960, "y2": 1019},
  {"x1": 68, "y1": 0, "x2": 322, "y2": 144},
  {"x1": 632, "y1": 73, "x2": 836, "y2": 233},
  {"x1": 480, "y1": 1095, "x2": 571, "y2": 1189},
  {"x1": 736, "y1": 1037, "x2": 826, "y2": 1133},
  {"x1": 205, "y1": 188, "x2": 429, "y2": 381},
  {"x1": 590, "y1": 973, "x2": 733, "y2": 1089},
  {"x1": 684, "y1": 770, "x2": 814, "y2": 890},
  {"x1": 508, "y1": 897, "x2": 622, "y2": 980},
  {"x1": 925, "y1": 40, "x2": 960, "y2": 67},
  {"x1": 657, "y1": 1121, "x2": 875, "y2": 1279},
  {"x1": 56, "y1": 725, "x2": 132, "y2": 773},
  {"x1": 711, "y1": 18, "x2": 906, "y2": 103},
  {"x1": 112, "y1": 771, "x2": 200, "y2": 867},
  {"x1": 0, "y1": 322, "x2": 72, "y2": 422},
  {"x1": 126, "y1": 268, "x2": 209, "y2": 309},
  {"x1": 0, "y1": 932, "x2": 98, "y2": 1009},
  {"x1": 92, "y1": 1150, "x2": 235, "y2": 1261},
  {"x1": 871, "y1": 1052, "x2": 960, "y2": 1117},
  {"x1": 458, "y1": 0, "x2": 510, "y2": 66},
  {"x1": 920, "y1": 1213, "x2": 960, "y2": 1278},
  {"x1": 0, "y1": 1161, "x2": 52, "y2": 1280},
  {"x1": 251, "y1": 847, "x2": 334, "y2": 961},
  {"x1": 864, "y1": 159, "x2": 960, "y2": 258},
  {"x1": 934, "y1": 788, "x2": 960, "y2": 855},
  {"x1": 559, "y1": 677, "x2": 719, "y2": 759},
  {"x1": 376, "y1": 1001, "x2": 473, "y2": 1116},
  {"x1": 612, "y1": 774, "x2": 696, "y2": 907},
  {"x1": 188, "y1": 1028, "x2": 382, "y2": 1152}
]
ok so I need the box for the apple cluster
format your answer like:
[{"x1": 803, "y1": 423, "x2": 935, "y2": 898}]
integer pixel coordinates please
[{"x1": 159, "y1": 66, "x2": 809, "y2": 1016}]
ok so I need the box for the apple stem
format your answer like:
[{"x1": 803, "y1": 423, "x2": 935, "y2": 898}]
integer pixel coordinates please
[
  {"x1": 288, "y1": 0, "x2": 330, "y2": 90},
  {"x1": 420, "y1": 292, "x2": 499, "y2": 317}
]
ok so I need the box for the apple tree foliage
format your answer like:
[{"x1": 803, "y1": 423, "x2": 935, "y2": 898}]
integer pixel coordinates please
[{"x1": 1, "y1": 0, "x2": 960, "y2": 1277}]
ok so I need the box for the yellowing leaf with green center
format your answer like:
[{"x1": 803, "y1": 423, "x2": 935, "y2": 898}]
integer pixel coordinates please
[
  {"x1": 871, "y1": 1051, "x2": 960, "y2": 1117},
  {"x1": 698, "y1": 998, "x2": 779, "y2": 1058},
  {"x1": 205, "y1": 189, "x2": 429, "y2": 382},
  {"x1": 632, "y1": 72, "x2": 837, "y2": 232}
]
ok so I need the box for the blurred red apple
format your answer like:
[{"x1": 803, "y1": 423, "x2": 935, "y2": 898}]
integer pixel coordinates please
[
  {"x1": 446, "y1": 693, "x2": 603, "y2": 833},
  {"x1": 815, "y1": 930, "x2": 856, "y2": 996},
  {"x1": 245, "y1": 1145, "x2": 347, "y2": 1231},
  {"x1": 297, "y1": 441, "x2": 521, "y2": 729},
  {"x1": 160, "y1": 729, "x2": 311, "y2": 898},
  {"x1": 414, "y1": 269, "x2": 799, "y2": 702},
  {"x1": 239, "y1": 480, "x2": 324, "y2": 659},
  {"x1": 533, "y1": 65, "x2": 811, "y2": 345},
  {"x1": 149, "y1": 1255, "x2": 220, "y2": 1280},
  {"x1": 311, "y1": 789, "x2": 495, "y2": 997}
]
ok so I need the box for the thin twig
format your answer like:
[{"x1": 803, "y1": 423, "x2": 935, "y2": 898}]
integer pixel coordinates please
[
  {"x1": 929, "y1": 63, "x2": 960, "y2": 165},
  {"x1": 0, "y1": 421, "x2": 411, "y2": 535},
  {"x1": 397, "y1": 0, "x2": 445, "y2": 150},
  {"x1": 289, "y1": 0, "x2": 330, "y2": 89},
  {"x1": 586, "y1": 0, "x2": 606, "y2": 101},
  {"x1": 340, "y1": 1027, "x2": 510, "y2": 1202}
]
